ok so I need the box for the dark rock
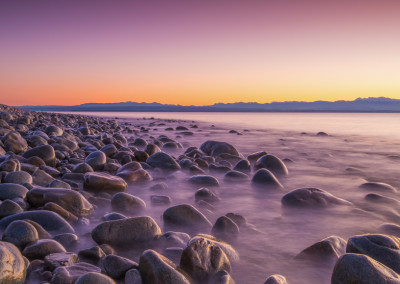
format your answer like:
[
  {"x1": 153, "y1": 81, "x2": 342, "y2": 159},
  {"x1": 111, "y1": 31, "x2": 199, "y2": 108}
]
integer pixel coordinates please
[
  {"x1": 282, "y1": 188, "x2": 352, "y2": 208},
  {"x1": 125, "y1": 269, "x2": 143, "y2": 284},
  {"x1": 44, "y1": 252, "x2": 79, "y2": 271},
  {"x1": 92, "y1": 216, "x2": 162, "y2": 246},
  {"x1": 150, "y1": 195, "x2": 172, "y2": 206},
  {"x1": 211, "y1": 216, "x2": 240, "y2": 241},
  {"x1": 225, "y1": 213, "x2": 247, "y2": 227},
  {"x1": 146, "y1": 152, "x2": 181, "y2": 171},
  {"x1": 296, "y1": 236, "x2": 346, "y2": 262},
  {"x1": 53, "y1": 233, "x2": 79, "y2": 250},
  {"x1": 101, "y1": 254, "x2": 138, "y2": 279},
  {"x1": 195, "y1": 188, "x2": 219, "y2": 203},
  {"x1": 2, "y1": 220, "x2": 39, "y2": 249},
  {"x1": 103, "y1": 212, "x2": 127, "y2": 221},
  {"x1": 0, "y1": 183, "x2": 29, "y2": 200},
  {"x1": 200, "y1": 141, "x2": 239, "y2": 157},
  {"x1": 23, "y1": 145, "x2": 56, "y2": 167},
  {"x1": 251, "y1": 169, "x2": 283, "y2": 189},
  {"x1": 2, "y1": 131, "x2": 28, "y2": 154},
  {"x1": 360, "y1": 182, "x2": 397, "y2": 193},
  {"x1": 51, "y1": 262, "x2": 101, "y2": 284},
  {"x1": 22, "y1": 239, "x2": 66, "y2": 260},
  {"x1": 75, "y1": 272, "x2": 115, "y2": 284},
  {"x1": 331, "y1": 253, "x2": 400, "y2": 284},
  {"x1": 73, "y1": 163, "x2": 94, "y2": 174},
  {"x1": 264, "y1": 274, "x2": 288, "y2": 284},
  {"x1": 139, "y1": 250, "x2": 190, "y2": 284},
  {"x1": 84, "y1": 172, "x2": 127, "y2": 193},
  {"x1": 224, "y1": 170, "x2": 249, "y2": 181},
  {"x1": 85, "y1": 151, "x2": 107, "y2": 171},
  {"x1": 255, "y1": 155, "x2": 288, "y2": 176},
  {"x1": 210, "y1": 270, "x2": 235, "y2": 284},
  {"x1": 117, "y1": 169, "x2": 152, "y2": 184},
  {"x1": 78, "y1": 246, "x2": 106, "y2": 261},
  {"x1": 159, "y1": 231, "x2": 190, "y2": 248},
  {"x1": 111, "y1": 192, "x2": 146, "y2": 215},
  {"x1": 232, "y1": 159, "x2": 251, "y2": 173},
  {"x1": 188, "y1": 175, "x2": 219, "y2": 187},
  {"x1": 4, "y1": 171, "x2": 32, "y2": 184},
  {"x1": 163, "y1": 204, "x2": 212, "y2": 232},
  {"x1": 0, "y1": 199, "x2": 24, "y2": 218}
]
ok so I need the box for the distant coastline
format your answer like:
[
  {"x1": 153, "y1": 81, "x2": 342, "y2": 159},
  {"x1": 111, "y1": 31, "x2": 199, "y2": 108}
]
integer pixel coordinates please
[{"x1": 19, "y1": 97, "x2": 400, "y2": 113}]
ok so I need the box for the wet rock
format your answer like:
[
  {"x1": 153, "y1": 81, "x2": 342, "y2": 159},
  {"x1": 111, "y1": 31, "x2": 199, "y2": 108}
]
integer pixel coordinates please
[
  {"x1": 51, "y1": 262, "x2": 101, "y2": 284},
  {"x1": 92, "y1": 216, "x2": 161, "y2": 246},
  {"x1": 282, "y1": 188, "x2": 353, "y2": 208},
  {"x1": 117, "y1": 169, "x2": 152, "y2": 184},
  {"x1": 27, "y1": 187, "x2": 93, "y2": 217},
  {"x1": 255, "y1": 155, "x2": 288, "y2": 176},
  {"x1": 159, "y1": 231, "x2": 190, "y2": 248},
  {"x1": 2, "y1": 220, "x2": 39, "y2": 249},
  {"x1": 150, "y1": 195, "x2": 172, "y2": 206},
  {"x1": 360, "y1": 182, "x2": 397, "y2": 193},
  {"x1": 180, "y1": 236, "x2": 231, "y2": 284},
  {"x1": 264, "y1": 274, "x2": 288, "y2": 284},
  {"x1": 200, "y1": 141, "x2": 239, "y2": 157},
  {"x1": 232, "y1": 159, "x2": 251, "y2": 173},
  {"x1": 23, "y1": 145, "x2": 56, "y2": 167},
  {"x1": 296, "y1": 236, "x2": 346, "y2": 262},
  {"x1": 0, "y1": 210, "x2": 75, "y2": 234},
  {"x1": 224, "y1": 170, "x2": 249, "y2": 181},
  {"x1": 116, "y1": 161, "x2": 142, "y2": 173},
  {"x1": 125, "y1": 269, "x2": 143, "y2": 284},
  {"x1": 53, "y1": 233, "x2": 79, "y2": 250},
  {"x1": 139, "y1": 249, "x2": 190, "y2": 284},
  {"x1": 0, "y1": 158, "x2": 21, "y2": 172},
  {"x1": 111, "y1": 192, "x2": 146, "y2": 215},
  {"x1": 78, "y1": 246, "x2": 106, "y2": 261},
  {"x1": 0, "y1": 199, "x2": 24, "y2": 218},
  {"x1": 146, "y1": 152, "x2": 181, "y2": 171},
  {"x1": 251, "y1": 169, "x2": 283, "y2": 189},
  {"x1": 211, "y1": 216, "x2": 240, "y2": 241},
  {"x1": 188, "y1": 175, "x2": 219, "y2": 187},
  {"x1": 331, "y1": 253, "x2": 400, "y2": 284},
  {"x1": 210, "y1": 270, "x2": 235, "y2": 284},
  {"x1": 85, "y1": 151, "x2": 107, "y2": 171},
  {"x1": 0, "y1": 241, "x2": 27, "y2": 284},
  {"x1": 73, "y1": 163, "x2": 94, "y2": 174},
  {"x1": 32, "y1": 169, "x2": 55, "y2": 186},
  {"x1": 347, "y1": 234, "x2": 400, "y2": 273},
  {"x1": 2, "y1": 131, "x2": 28, "y2": 153},
  {"x1": 247, "y1": 151, "x2": 267, "y2": 163},
  {"x1": 44, "y1": 252, "x2": 79, "y2": 271},
  {"x1": 49, "y1": 179, "x2": 71, "y2": 189},
  {"x1": 195, "y1": 188, "x2": 219, "y2": 203},
  {"x1": 22, "y1": 239, "x2": 66, "y2": 260},
  {"x1": 4, "y1": 171, "x2": 32, "y2": 184},
  {"x1": 75, "y1": 272, "x2": 116, "y2": 284},
  {"x1": 163, "y1": 204, "x2": 212, "y2": 232},
  {"x1": 0, "y1": 183, "x2": 29, "y2": 200},
  {"x1": 84, "y1": 172, "x2": 127, "y2": 193},
  {"x1": 101, "y1": 254, "x2": 138, "y2": 279}
]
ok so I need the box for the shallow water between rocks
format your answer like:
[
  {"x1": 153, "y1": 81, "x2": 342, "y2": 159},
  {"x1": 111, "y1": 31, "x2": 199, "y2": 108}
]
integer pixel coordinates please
[{"x1": 60, "y1": 112, "x2": 400, "y2": 284}]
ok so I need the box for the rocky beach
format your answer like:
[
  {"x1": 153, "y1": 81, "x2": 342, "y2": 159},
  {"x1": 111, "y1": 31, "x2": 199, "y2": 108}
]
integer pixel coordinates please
[{"x1": 1, "y1": 104, "x2": 400, "y2": 284}]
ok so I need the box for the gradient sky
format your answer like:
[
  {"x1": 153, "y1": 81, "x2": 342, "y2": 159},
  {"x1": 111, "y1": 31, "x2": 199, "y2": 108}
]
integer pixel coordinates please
[{"x1": 1, "y1": 0, "x2": 400, "y2": 106}]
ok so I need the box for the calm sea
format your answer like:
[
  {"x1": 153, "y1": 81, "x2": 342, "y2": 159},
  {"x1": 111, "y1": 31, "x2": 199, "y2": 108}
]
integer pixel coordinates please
[{"x1": 67, "y1": 112, "x2": 400, "y2": 140}]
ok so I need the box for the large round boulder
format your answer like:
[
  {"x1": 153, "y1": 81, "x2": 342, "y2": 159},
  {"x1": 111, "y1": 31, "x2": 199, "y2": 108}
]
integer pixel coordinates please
[
  {"x1": 2, "y1": 131, "x2": 28, "y2": 154},
  {"x1": 23, "y1": 145, "x2": 56, "y2": 167},
  {"x1": 0, "y1": 241, "x2": 27, "y2": 283},
  {"x1": 251, "y1": 169, "x2": 283, "y2": 189},
  {"x1": 2, "y1": 220, "x2": 39, "y2": 249},
  {"x1": 92, "y1": 216, "x2": 161, "y2": 246},
  {"x1": 85, "y1": 151, "x2": 107, "y2": 171},
  {"x1": 255, "y1": 154, "x2": 288, "y2": 176},
  {"x1": 22, "y1": 239, "x2": 66, "y2": 260},
  {"x1": 296, "y1": 236, "x2": 346, "y2": 262},
  {"x1": 200, "y1": 141, "x2": 239, "y2": 157},
  {"x1": 146, "y1": 152, "x2": 181, "y2": 171},
  {"x1": 163, "y1": 204, "x2": 212, "y2": 232},
  {"x1": 139, "y1": 250, "x2": 190, "y2": 284},
  {"x1": 111, "y1": 192, "x2": 146, "y2": 215},
  {"x1": 0, "y1": 183, "x2": 29, "y2": 200},
  {"x1": 282, "y1": 188, "x2": 352, "y2": 208},
  {"x1": 84, "y1": 172, "x2": 127, "y2": 193}
]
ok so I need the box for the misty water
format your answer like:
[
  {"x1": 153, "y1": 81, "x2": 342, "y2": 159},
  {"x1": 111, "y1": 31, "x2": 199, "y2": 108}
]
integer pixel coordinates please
[{"x1": 68, "y1": 112, "x2": 400, "y2": 283}]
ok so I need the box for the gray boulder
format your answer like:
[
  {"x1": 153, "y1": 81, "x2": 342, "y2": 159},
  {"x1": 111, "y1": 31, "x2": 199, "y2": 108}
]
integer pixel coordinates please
[
  {"x1": 101, "y1": 254, "x2": 138, "y2": 279},
  {"x1": 2, "y1": 220, "x2": 39, "y2": 249},
  {"x1": 296, "y1": 236, "x2": 346, "y2": 262},
  {"x1": 251, "y1": 169, "x2": 283, "y2": 189},
  {"x1": 22, "y1": 239, "x2": 66, "y2": 260},
  {"x1": 4, "y1": 171, "x2": 32, "y2": 184},
  {"x1": 146, "y1": 152, "x2": 181, "y2": 171},
  {"x1": 0, "y1": 183, "x2": 29, "y2": 200},
  {"x1": 163, "y1": 204, "x2": 212, "y2": 232},
  {"x1": 85, "y1": 151, "x2": 107, "y2": 171},
  {"x1": 282, "y1": 188, "x2": 352, "y2": 208},
  {"x1": 0, "y1": 241, "x2": 27, "y2": 284},
  {"x1": 23, "y1": 145, "x2": 56, "y2": 167},
  {"x1": 255, "y1": 154, "x2": 288, "y2": 176}
]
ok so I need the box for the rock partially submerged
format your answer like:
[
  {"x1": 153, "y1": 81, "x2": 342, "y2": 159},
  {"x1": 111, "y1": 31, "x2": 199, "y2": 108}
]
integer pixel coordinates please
[{"x1": 282, "y1": 188, "x2": 352, "y2": 208}]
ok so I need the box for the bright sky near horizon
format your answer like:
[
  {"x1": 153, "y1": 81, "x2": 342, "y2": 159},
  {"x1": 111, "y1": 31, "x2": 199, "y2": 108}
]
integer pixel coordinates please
[{"x1": 1, "y1": 0, "x2": 400, "y2": 106}]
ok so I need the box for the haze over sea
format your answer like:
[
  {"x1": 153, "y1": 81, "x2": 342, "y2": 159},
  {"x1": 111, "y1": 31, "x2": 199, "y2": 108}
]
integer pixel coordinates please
[{"x1": 68, "y1": 112, "x2": 400, "y2": 141}]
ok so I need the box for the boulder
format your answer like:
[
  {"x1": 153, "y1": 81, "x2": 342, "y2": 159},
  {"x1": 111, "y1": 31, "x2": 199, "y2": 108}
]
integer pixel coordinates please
[
  {"x1": 254, "y1": 155, "x2": 288, "y2": 176},
  {"x1": 4, "y1": 171, "x2": 32, "y2": 184},
  {"x1": 2, "y1": 220, "x2": 39, "y2": 249},
  {"x1": 0, "y1": 183, "x2": 29, "y2": 200},
  {"x1": 188, "y1": 175, "x2": 219, "y2": 187},
  {"x1": 51, "y1": 262, "x2": 101, "y2": 284},
  {"x1": 146, "y1": 152, "x2": 181, "y2": 171},
  {"x1": 139, "y1": 250, "x2": 190, "y2": 284},
  {"x1": 251, "y1": 169, "x2": 283, "y2": 189},
  {"x1": 117, "y1": 169, "x2": 152, "y2": 184},
  {"x1": 85, "y1": 151, "x2": 107, "y2": 171},
  {"x1": 84, "y1": 172, "x2": 127, "y2": 193},
  {"x1": 75, "y1": 272, "x2": 116, "y2": 284},
  {"x1": 0, "y1": 241, "x2": 27, "y2": 284},
  {"x1": 101, "y1": 254, "x2": 138, "y2": 279},
  {"x1": 296, "y1": 236, "x2": 346, "y2": 262},
  {"x1": 264, "y1": 274, "x2": 288, "y2": 284},
  {"x1": 44, "y1": 252, "x2": 79, "y2": 271},
  {"x1": 0, "y1": 200, "x2": 24, "y2": 218},
  {"x1": 2, "y1": 131, "x2": 28, "y2": 154},
  {"x1": 282, "y1": 188, "x2": 352, "y2": 208},
  {"x1": 200, "y1": 141, "x2": 239, "y2": 157},
  {"x1": 211, "y1": 216, "x2": 240, "y2": 241},
  {"x1": 163, "y1": 204, "x2": 212, "y2": 232},
  {"x1": 111, "y1": 192, "x2": 146, "y2": 215},
  {"x1": 22, "y1": 239, "x2": 66, "y2": 260},
  {"x1": 92, "y1": 216, "x2": 161, "y2": 246},
  {"x1": 23, "y1": 145, "x2": 56, "y2": 167},
  {"x1": 360, "y1": 182, "x2": 397, "y2": 193}
]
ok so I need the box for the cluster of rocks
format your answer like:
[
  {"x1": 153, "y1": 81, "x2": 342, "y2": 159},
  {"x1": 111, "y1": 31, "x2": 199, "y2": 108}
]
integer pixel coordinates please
[{"x1": 0, "y1": 104, "x2": 398, "y2": 284}]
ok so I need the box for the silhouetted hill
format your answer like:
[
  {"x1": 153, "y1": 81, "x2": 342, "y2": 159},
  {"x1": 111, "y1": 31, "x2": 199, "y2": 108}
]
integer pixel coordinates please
[{"x1": 20, "y1": 97, "x2": 400, "y2": 112}]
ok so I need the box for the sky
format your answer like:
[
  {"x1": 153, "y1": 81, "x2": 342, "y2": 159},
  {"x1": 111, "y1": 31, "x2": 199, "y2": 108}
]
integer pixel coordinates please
[{"x1": 1, "y1": 0, "x2": 400, "y2": 106}]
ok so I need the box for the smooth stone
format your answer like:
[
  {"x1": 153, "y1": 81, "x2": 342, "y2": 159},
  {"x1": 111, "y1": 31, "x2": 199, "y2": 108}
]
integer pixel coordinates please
[
  {"x1": 111, "y1": 192, "x2": 146, "y2": 215},
  {"x1": 360, "y1": 182, "x2": 397, "y2": 193},
  {"x1": 51, "y1": 262, "x2": 101, "y2": 284},
  {"x1": 195, "y1": 188, "x2": 219, "y2": 203},
  {"x1": 0, "y1": 200, "x2": 23, "y2": 218},
  {"x1": 365, "y1": 193, "x2": 400, "y2": 206},
  {"x1": 211, "y1": 216, "x2": 240, "y2": 241},
  {"x1": 225, "y1": 213, "x2": 247, "y2": 227},
  {"x1": 73, "y1": 163, "x2": 94, "y2": 174},
  {"x1": 101, "y1": 254, "x2": 138, "y2": 279},
  {"x1": 264, "y1": 274, "x2": 288, "y2": 284},
  {"x1": 32, "y1": 169, "x2": 55, "y2": 186},
  {"x1": 210, "y1": 270, "x2": 235, "y2": 284},
  {"x1": 0, "y1": 159, "x2": 21, "y2": 172},
  {"x1": 103, "y1": 212, "x2": 127, "y2": 221},
  {"x1": 224, "y1": 170, "x2": 249, "y2": 181},
  {"x1": 84, "y1": 172, "x2": 127, "y2": 193},
  {"x1": 180, "y1": 236, "x2": 231, "y2": 284},
  {"x1": 139, "y1": 249, "x2": 190, "y2": 284},
  {"x1": 347, "y1": 234, "x2": 400, "y2": 273},
  {"x1": 145, "y1": 144, "x2": 162, "y2": 156},
  {"x1": 150, "y1": 195, "x2": 172, "y2": 206},
  {"x1": 0, "y1": 210, "x2": 75, "y2": 234},
  {"x1": 296, "y1": 236, "x2": 347, "y2": 262},
  {"x1": 251, "y1": 169, "x2": 283, "y2": 189},
  {"x1": 247, "y1": 151, "x2": 267, "y2": 163},
  {"x1": 282, "y1": 188, "x2": 352, "y2": 208},
  {"x1": 163, "y1": 204, "x2": 212, "y2": 232},
  {"x1": 146, "y1": 152, "x2": 181, "y2": 171},
  {"x1": 85, "y1": 151, "x2": 107, "y2": 171},
  {"x1": 188, "y1": 175, "x2": 219, "y2": 187},
  {"x1": 23, "y1": 145, "x2": 56, "y2": 167},
  {"x1": 117, "y1": 169, "x2": 152, "y2": 184},
  {"x1": 0, "y1": 183, "x2": 28, "y2": 200},
  {"x1": 22, "y1": 239, "x2": 66, "y2": 260},
  {"x1": 232, "y1": 159, "x2": 251, "y2": 173},
  {"x1": 331, "y1": 253, "x2": 400, "y2": 284},
  {"x1": 0, "y1": 241, "x2": 27, "y2": 283},
  {"x1": 53, "y1": 233, "x2": 79, "y2": 250},
  {"x1": 2, "y1": 220, "x2": 39, "y2": 249},
  {"x1": 75, "y1": 272, "x2": 115, "y2": 284},
  {"x1": 78, "y1": 246, "x2": 106, "y2": 261},
  {"x1": 44, "y1": 252, "x2": 79, "y2": 271},
  {"x1": 45, "y1": 125, "x2": 63, "y2": 136},
  {"x1": 49, "y1": 179, "x2": 71, "y2": 189},
  {"x1": 27, "y1": 187, "x2": 93, "y2": 217},
  {"x1": 125, "y1": 269, "x2": 143, "y2": 284},
  {"x1": 101, "y1": 144, "x2": 118, "y2": 157},
  {"x1": 2, "y1": 131, "x2": 28, "y2": 154},
  {"x1": 200, "y1": 141, "x2": 239, "y2": 157},
  {"x1": 159, "y1": 231, "x2": 190, "y2": 248},
  {"x1": 4, "y1": 171, "x2": 32, "y2": 184},
  {"x1": 254, "y1": 154, "x2": 288, "y2": 176},
  {"x1": 92, "y1": 216, "x2": 161, "y2": 246},
  {"x1": 116, "y1": 161, "x2": 142, "y2": 174}
]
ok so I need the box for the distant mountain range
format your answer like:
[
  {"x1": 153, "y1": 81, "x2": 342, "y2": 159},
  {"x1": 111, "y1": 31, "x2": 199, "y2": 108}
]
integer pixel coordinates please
[{"x1": 19, "y1": 97, "x2": 400, "y2": 112}]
